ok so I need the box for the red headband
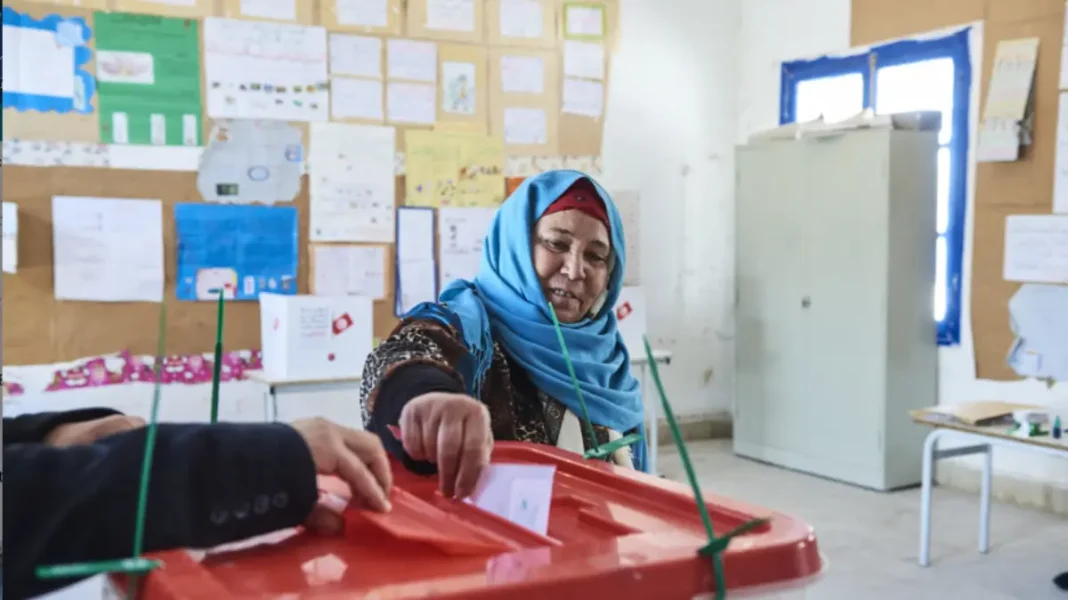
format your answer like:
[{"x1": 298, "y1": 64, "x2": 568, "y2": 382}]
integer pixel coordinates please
[{"x1": 540, "y1": 179, "x2": 610, "y2": 232}]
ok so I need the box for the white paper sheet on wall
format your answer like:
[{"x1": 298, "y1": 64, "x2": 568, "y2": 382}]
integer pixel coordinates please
[
  {"x1": 1006, "y1": 284, "x2": 1068, "y2": 382},
  {"x1": 503, "y1": 107, "x2": 547, "y2": 146},
  {"x1": 396, "y1": 260, "x2": 437, "y2": 314},
  {"x1": 438, "y1": 207, "x2": 494, "y2": 288},
  {"x1": 240, "y1": 0, "x2": 297, "y2": 21},
  {"x1": 203, "y1": 18, "x2": 329, "y2": 121},
  {"x1": 396, "y1": 207, "x2": 438, "y2": 315},
  {"x1": 425, "y1": 0, "x2": 475, "y2": 32},
  {"x1": 309, "y1": 122, "x2": 396, "y2": 243},
  {"x1": 563, "y1": 41, "x2": 605, "y2": 81},
  {"x1": 331, "y1": 77, "x2": 384, "y2": 121},
  {"x1": 387, "y1": 39, "x2": 437, "y2": 82},
  {"x1": 3, "y1": 202, "x2": 18, "y2": 274},
  {"x1": 329, "y1": 33, "x2": 383, "y2": 78},
  {"x1": 196, "y1": 120, "x2": 304, "y2": 204},
  {"x1": 498, "y1": 0, "x2": 543, "y2": 39},
  {"x1": 562, "y1": 77, "x2": 603, "y2": 118},
  {"x1": 52, "y1": 196, "x2": 165, "y2": 302},
  {"x1": 1053, "y1": 92, "x2": 1068, "y2": 214},
  {"x1": 396, "y1": 206, "x2": 435, "y2": 263},
  {"x1": 500, "y1": 55, "x2": 544, "y2": 94},
  {"x1": 335, "y1": 0, "x2": 389, "y2": 28},
  {"x1": 311, "y1": 244, "x2": 387, "y2": 299},
  {"x1": 386, "y1": 81, "x2": 436, "y2": 124},
  {"x1": 1002, "y1": 214, "x2": 1068, "y2": 284}
]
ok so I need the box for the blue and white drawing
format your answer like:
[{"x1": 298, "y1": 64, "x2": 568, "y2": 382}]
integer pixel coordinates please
[
  {"x1": 2, "y1": 7, "x2": 96, "y2": 114},
  {"x1": 174, "y1": 204, "x2": 299, "y2": 302}
]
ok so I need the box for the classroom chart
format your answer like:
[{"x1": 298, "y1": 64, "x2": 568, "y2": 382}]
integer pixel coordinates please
[{"x1": 174, "y1": 203, "x2": 299, "y2": 301}]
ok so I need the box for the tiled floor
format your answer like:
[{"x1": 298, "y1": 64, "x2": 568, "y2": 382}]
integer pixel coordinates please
[{"x1": 661, "y1": 440, "x2": 1068, "y2": 599}]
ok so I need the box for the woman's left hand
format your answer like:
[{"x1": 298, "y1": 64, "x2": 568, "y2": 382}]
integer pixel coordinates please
[
  {"x1": 397, "y1": 392, "x2": 492, "y2": 499},
  {"x1": 45, "y1": 414, "x2": 147, "y2": 447}
]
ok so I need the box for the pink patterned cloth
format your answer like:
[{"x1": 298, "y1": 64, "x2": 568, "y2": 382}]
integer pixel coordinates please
[{"x1": 0, "y1": 350, "x2": 264, "y2": 395}]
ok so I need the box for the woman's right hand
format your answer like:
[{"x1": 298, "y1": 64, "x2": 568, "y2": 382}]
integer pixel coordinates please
[{"x1": 397, "y1": 392, "x2": 492, "y2": 499}]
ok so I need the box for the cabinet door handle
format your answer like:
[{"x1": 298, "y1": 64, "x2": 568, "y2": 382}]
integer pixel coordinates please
[{"x1": 801, "y1": 296, "x2": 811, "y2": 309}]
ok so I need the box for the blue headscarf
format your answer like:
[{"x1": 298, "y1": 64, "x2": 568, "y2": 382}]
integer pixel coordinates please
[{"x1": 405, "y1": 170, "x2": 647, "y2": 472}]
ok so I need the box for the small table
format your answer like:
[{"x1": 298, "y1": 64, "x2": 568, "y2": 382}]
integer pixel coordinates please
[
  {"x1": 911, "y1": 408, "x2": 1068, "y2": 567},
  {"x1": 245, "y1": 371, "x2": 363, "y2": 422},
  {"x1": 631, "y1": 349, "x2": 673, "y2": 475}
]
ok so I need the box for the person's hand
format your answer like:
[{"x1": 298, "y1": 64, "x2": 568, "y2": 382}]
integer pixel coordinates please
[
  {"x1": 396, "y1": 392, "x2": 492, "y2": 499},
  {"x1": 290, "y1": 418, "x2": 393, "y2": 533},
  {"x1": 45, "y1": 414, "x2": 146, "y2": 447}
]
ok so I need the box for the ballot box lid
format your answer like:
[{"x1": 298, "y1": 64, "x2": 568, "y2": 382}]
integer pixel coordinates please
[{"x1": 117, "y1": 442, "x2": 822, "y2": 599}]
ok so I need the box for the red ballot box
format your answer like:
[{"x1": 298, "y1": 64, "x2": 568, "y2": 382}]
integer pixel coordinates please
[{"x1": 110, "y1": 442, "x2": 823, "y2": 599}]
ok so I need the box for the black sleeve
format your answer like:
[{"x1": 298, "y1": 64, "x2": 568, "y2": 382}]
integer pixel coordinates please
[
  {"x1": 370, "y1": 363, "x2": 465, "y2": 475},
  {"x1": 3, "y1": 408, "x2": 124, "y2": 445},
  {"x1": 4, "y1": 422, "x2": 319, "y2": 600}
]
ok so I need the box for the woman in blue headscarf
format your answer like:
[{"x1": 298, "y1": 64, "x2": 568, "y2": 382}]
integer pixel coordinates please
[{"x1": 359, "y1": 170, "x2": 645, "y2": 499}]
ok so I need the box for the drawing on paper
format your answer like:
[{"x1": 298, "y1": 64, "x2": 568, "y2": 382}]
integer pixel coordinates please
[
  {"x1": 1, "y1": 8, "x2": 97, "y2": 114},
  {"x1": 442, "y1": 61, "x2": 476, "y2": 115},
  {"x1": 96, "y1": 50, "x2": 155, "y2": 84}
]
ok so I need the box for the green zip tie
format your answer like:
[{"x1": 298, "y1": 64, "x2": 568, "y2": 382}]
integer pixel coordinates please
[
  {"x1": 36, "y1": 558, "x2": 160, "y2": 580},
  {"x1": 642, "y1": 335, "x2": 767, "y2": 600},
  {"x1": 209, "y1": 288, "x2": 225, "y2": 423},
  {"x1": 36, "y1": 305, "x2": 168, "y2": 597}
]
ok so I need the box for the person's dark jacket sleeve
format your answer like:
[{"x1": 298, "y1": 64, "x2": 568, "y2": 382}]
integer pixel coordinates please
[
  {"x1": 370, "y1": 363, "x2": 465, "y2": 475},
  {"x1": 3, "y1": 408, "x2": 124, "y2": 445},
  {"x1": 5, "y1": 422, "x2": 319, "y2": 600}
]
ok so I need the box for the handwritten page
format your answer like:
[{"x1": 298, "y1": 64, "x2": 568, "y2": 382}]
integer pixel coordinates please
[
  {"x1": 499, "y1": 0, "x2": 543, "y2": 39},
  {"x1": 174, "y1": 204, "x2": 299, "y2": 300},
  {"x1": 329, "y1": 33, "x2": 382, "y2": 78},
  {"x1": 501, "y1": 55, "x2": 544, "y2": 94},
  {"x1": 503, "y1": 107, "x2": 547, "y2": 146},
  {"x1": 3, "y1": 202, "x2": 18, "y2": 274},
  {"x1": 1007, "y1": 284, "x2": 1068, "y2": 381},
  {"x1": 309, "y1": 122, "x2": 396, "y2": 242},
  {"x1": 467, "y1": 464, "x2": 556, "y2": 536},
  {"x1": 438, "y1": 207, "x2": 495, "y2": 287},
  {"x1": 386, "y1": 82, "x2": 436, "y2": 124},
  {"x1": 387, "y1": 39, "x2": 437, "y2": 82},
  {"x1": 426, "y1": 0, "x2": 475, "y2": 32},
  {"x1": 1054, "y1": 92, "x2": 1068, "y2": 214},
  {"x1": 563, "y1": 40, "x2": 605, "y2": 80},
  {"x1": 52, "y1": 196, "x2": 165, "y2": 302},
  {"x1": 1003, "y1": 215, "x2": 1068, "y2": 284},
  {"x1": 976, "y1": 118, "x2": 1021, "y2": 163},
  {"x1": 331, "y1": 77, "x2": 384, "y2": 121},
  {"x1": 335, "y1": 0, "x2": 389, "y2": 27},
  {"x1": 203, "y1": 18, "x2": 329, "y2": 121},
  {"x1": 397, "y1": 206, "x2": 436, "y2": 263},
  {"x1": 562, "y1": 77, "x2": 603, "y2": 118},
  {"x1": 311, "y1": 244, "x2": 387, "y2": 299},
  {"x1": 564, "y1": 3, "x2": 605, "y2": 38},
  {"x1": 405, "y1": 130, "x2": 506, "y2": 207},
  {"x1": 240, "y1": 0, "x2": 297, "y2": 21}
]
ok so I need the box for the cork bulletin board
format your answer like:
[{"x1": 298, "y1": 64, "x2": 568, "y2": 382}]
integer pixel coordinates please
[
  {"x1": 851, "y1": 0, "x2": 1066, "y2": 380},
  {"x1": 2, "y1": 0, "x2": 618, "y2": 366}
]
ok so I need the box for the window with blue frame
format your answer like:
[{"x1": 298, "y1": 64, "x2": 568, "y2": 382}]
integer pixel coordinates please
[{"x1": 779, "y1": 28, "x2": 972, "y2": 346}]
